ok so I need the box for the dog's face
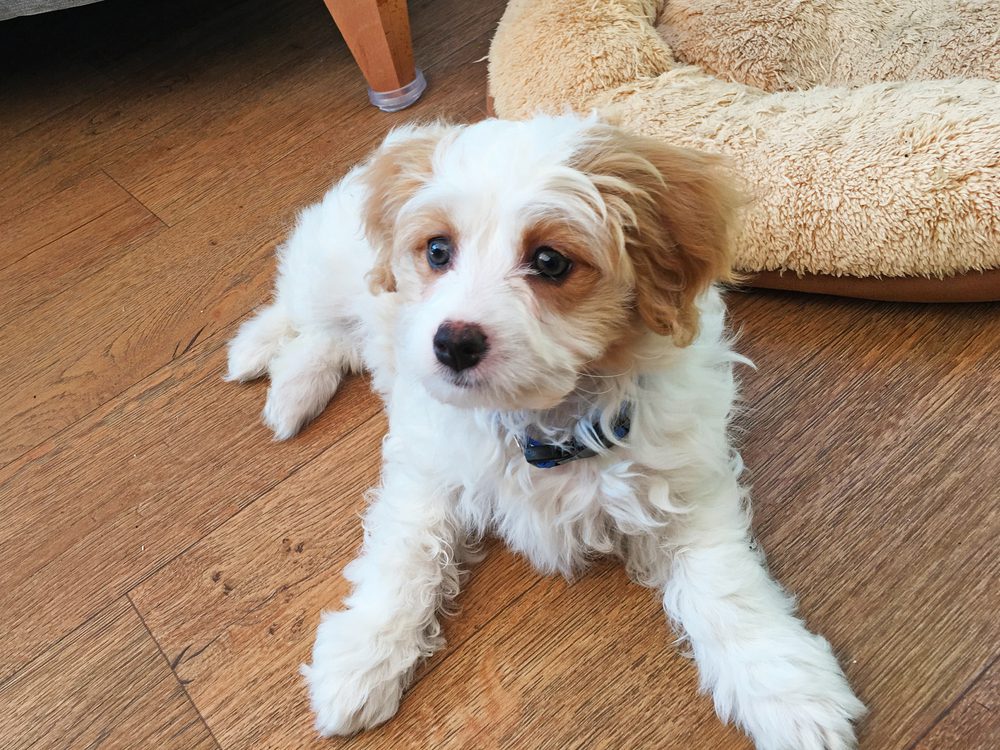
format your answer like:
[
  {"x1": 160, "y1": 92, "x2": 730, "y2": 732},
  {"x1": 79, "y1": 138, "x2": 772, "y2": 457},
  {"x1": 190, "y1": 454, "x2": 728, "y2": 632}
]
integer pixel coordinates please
[{"x1": 362, "y1": 116, "x2": 738, "y2": 411}]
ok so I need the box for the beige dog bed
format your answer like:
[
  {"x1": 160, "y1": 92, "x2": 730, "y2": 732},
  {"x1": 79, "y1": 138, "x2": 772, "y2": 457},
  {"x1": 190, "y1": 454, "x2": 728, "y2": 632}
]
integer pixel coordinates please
[{"x1": 488, "y1": 0, "x2": 1000, "y2": 301}]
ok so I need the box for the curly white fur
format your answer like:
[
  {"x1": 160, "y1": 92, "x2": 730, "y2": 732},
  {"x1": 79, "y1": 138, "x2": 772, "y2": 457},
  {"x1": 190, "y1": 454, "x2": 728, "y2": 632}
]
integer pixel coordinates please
[{"x1": 227, "y1": 114, "x2": 865, "y2": 749}]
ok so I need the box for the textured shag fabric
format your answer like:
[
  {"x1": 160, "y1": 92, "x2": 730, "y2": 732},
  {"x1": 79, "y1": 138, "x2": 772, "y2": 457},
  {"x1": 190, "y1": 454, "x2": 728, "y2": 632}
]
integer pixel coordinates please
[{"x1": 488, "y1": 0, "x2": 1000, "y2": 286}]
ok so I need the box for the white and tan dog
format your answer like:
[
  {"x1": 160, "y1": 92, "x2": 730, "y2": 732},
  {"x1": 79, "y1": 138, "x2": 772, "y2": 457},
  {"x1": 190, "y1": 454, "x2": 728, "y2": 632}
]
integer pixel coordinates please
[{"x1": 226, "y1": 114, "x2": 865, "y2": 749}]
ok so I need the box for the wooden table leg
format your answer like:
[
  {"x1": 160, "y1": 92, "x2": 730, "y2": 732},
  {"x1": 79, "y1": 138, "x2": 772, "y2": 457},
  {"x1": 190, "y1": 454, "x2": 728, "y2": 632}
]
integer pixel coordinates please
[{"x1": 322, "y1": 0, "x2": 426, "y2": 111}]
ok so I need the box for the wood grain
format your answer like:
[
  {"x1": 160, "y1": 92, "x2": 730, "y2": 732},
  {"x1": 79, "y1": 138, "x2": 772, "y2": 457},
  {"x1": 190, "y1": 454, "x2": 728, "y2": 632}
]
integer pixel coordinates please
[
  {"x1": 0, "y1": 0, "x2": 318, "y2": 225},
  {"x1": 102, "y1": 0, "x2": 499, "y2": 226},
  {"x1": 914, "y1": 658, "x2": 999, "y2": 749},
  {"x1": 0, "y1": 343, "x2": 380, "y2": 684},
  {"x1": 0, "y1": 10, "x2": 112, "y2": 142},
  {"x1": 0, "y1": 185, "x2": 163, "y2": 327},
  {"x1": 0, "y1": 116, "x2": 370, "y2": 467},
  {"x1": 727, "y1": 290, "x2": 1000, "y2": 749},
  {"x1": 0, "y1": 0, "x2": 997, "y2": 748},
  {"x1": 355, "y1": 562, "x2": 753, "y2": 750},
  {"x1": 0, "y1": 172, "x2": 131, "y2": 268},
  {"x1": 0, "y1": 597, "x2": 218, "y2": 749}
]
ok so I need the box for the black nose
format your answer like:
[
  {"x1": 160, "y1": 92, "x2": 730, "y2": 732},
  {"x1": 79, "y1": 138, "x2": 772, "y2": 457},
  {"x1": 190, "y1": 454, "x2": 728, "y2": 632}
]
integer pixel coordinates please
[{"x1": 433, "y1": 322, "x2": 489, "y2": 372}]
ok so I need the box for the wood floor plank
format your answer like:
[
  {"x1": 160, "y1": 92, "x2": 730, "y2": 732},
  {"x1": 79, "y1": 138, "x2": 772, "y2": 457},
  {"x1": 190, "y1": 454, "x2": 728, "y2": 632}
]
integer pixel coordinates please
[
  {"x1": 0, "y1": 123, "x2": 362, "y2": 467},
  {"x1": 0, "y1": 9, "x2": 112, "y2": 141},
  {"x1": 0, "y1": 172, "x2": 131, "y2": 269},
  {"x1": 101, "y1": 0, "x2": 503, "y2": 226},
  {"x1": 0, "y1": 59, "x2": 110, "y2": 144},
  {"x1": 358, "y1": 562, "x2": 752, "y2": 750},
  {"x1": 0, "y1": 597, "x2": 218, "y2": 750},
  {"x1": 0, "y1": 187, "x2": 164, "y2": 326},
  {"x1": 0, "y1": 210, "x2": 277, "y2": 467},
  {"x1": 0, "y1": 0, "x2": 321, "y2": 225},
  {"x1": 127, "y1": 412, "x2": 389, "y2": 670},
  {"x1": 914, "y1": 658, "x2": 999, "y2": 749},
  {"x1": 0, "y1": 341, "x2": 380, "y2": 685}
]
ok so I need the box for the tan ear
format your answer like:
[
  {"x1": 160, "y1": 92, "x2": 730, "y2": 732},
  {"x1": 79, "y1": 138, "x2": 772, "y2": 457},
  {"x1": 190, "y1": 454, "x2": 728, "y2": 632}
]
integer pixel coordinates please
[
  {"x1": 360, "y1": 124, "x2": 450, "y2": 294},
  {"x1": 572, "y1": 126, "x2": 741, "y2": 345}
]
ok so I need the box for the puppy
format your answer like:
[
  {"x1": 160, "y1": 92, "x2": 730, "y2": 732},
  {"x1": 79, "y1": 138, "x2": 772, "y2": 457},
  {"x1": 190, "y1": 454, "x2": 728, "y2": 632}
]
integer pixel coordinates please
[{"x1": 227, "y1": 114, "x2": 865, "y2": 749}]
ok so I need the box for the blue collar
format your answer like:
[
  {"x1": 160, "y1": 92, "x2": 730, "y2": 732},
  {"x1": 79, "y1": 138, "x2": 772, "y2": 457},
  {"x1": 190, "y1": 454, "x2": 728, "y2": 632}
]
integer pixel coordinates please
[{"x1": 522, "y1": 404, "x2": 632, "y2": 469}]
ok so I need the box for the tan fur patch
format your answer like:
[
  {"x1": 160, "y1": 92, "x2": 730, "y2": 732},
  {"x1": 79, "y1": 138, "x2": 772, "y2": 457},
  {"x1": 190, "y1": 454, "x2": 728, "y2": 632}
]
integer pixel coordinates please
[
  {"x1": 519, "y1": 216, "x2": 639, "y2": 377},
  {"x1": 570, "y1": 125, "x2": 742, "y2": 346},
  {"x1": 520, "y1": 219, "x2": 604, "y2": 314},
  {"x1": 586, "y1": 314, "x2": 645, "y2": 374},
  {"x1": 361, "y1": 126, "x2": 451, "y2": 294}
]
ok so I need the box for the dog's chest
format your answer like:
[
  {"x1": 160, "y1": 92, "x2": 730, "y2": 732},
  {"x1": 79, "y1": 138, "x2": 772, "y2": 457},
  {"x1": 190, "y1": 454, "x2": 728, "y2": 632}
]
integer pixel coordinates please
[{"x1": 454, "y1": 435, "x2": 646, "y2": 576}]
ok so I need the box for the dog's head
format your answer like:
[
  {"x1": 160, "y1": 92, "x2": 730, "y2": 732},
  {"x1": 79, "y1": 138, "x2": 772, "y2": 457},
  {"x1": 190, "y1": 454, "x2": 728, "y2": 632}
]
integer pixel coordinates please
[{"x1": 362, "y1": 115, "x2": 739, "y2": 411}]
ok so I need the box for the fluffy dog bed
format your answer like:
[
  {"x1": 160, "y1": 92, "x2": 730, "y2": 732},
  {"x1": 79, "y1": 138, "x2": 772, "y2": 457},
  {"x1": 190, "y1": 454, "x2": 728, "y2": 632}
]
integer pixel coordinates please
[{"x1": 488, "y1": 0, "x2": 1000, "y2": 301}]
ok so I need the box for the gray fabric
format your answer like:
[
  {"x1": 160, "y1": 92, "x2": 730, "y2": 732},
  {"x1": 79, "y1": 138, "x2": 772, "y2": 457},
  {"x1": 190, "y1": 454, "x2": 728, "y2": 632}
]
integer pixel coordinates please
[{"x1": 1, "y1": 0, "x2": 104, "y2": 22}]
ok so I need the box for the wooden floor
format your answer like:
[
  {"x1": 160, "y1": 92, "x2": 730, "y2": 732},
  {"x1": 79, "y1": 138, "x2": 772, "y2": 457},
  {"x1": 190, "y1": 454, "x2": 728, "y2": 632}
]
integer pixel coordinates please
[{"x1": 1, "y1": 0, "x2": 998, "y2": 747}]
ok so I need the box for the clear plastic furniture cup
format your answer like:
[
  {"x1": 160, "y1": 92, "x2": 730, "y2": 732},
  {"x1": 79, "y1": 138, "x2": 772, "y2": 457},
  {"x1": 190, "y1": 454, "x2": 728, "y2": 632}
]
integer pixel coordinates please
[{"x1": 368, "y1": 68, "x2": 427, "y2": 112}]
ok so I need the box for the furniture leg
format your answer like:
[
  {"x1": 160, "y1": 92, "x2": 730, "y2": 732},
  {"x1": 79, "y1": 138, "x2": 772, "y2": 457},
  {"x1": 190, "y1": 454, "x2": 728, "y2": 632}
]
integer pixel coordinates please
[{"x1": 322, "y1": 0, "x2": 426, "y2": 111}]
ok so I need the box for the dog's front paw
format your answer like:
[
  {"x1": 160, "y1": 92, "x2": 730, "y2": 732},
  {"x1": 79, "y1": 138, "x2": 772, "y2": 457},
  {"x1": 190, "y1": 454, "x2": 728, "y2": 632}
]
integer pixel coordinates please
[
  {"x1": 726, "y1": 638, "x2": 865, "y2": 750},
  {"x1": 262, "y1": 383, "x2": 319, "y2": 441},
  {"x1": 300, "y1": 612, "x2": 411, "y2": 737},
  {"x1": 225, "y1": 334, "x2": 269, "y2": 382},
  {"x1": 261, "y1": 335, "x2": 345, "y2": 440},
  {"x1": 262, "y1": 366, "x2": 342, "y2": 440},
  {"x1": 300, "y1": 660, "x2": 403, "y2": 737},
  {"x1": 740, "y1": 687, "x2": 864, "y2": 750}
]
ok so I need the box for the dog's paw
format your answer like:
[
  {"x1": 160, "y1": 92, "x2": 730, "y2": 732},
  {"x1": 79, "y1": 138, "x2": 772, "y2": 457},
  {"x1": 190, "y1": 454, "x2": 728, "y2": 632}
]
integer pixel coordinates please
[
  {"x1": 225, "y1": 304, "x2": 290, "y2": 382},
  {"x1": 261, "y1": 333, "x2": 347, "y2": 440},
  {"x1": 225, "y1": 333, "x2": 271, "y2": 383},
  {"x1": 262, "y1": 369, "x2": 339, "y2": 440},
  {"x1": 262, "y1": 384, "x2": 316, "y2": 440},
  {"x1": 300, "y1": 612, "x2": 410, "y2": 737},
  {"x1": 726, "y1": 638, "x2": 865, "y2": 750},
  {"x1": 300, "y1": 660, "x2": 403, "y2": 737},
  {"x1": 740, "y1": 687, "x2": 864, "y2": 750}
]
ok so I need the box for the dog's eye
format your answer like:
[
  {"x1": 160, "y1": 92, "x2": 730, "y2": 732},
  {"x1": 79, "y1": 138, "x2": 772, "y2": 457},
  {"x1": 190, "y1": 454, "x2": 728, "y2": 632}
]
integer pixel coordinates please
[
  {"x1": 530, "y1": 246, "x2": 572, "y2": 280},
  {"x1": 427, "y1": 236, "x2": 452, "y2": 270}
]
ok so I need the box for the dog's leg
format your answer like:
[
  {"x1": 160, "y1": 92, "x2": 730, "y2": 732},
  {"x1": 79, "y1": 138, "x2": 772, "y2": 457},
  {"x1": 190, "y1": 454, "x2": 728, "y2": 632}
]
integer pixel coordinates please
[
  {"x1": 227, "y1": 311, "x2": 360, "y2": 438},
  {"x1": 302, "y1": 463, "x2": 463, "y2": 736},
  {"x1": 657, "y1": 479, "x2": 865, "y2": 750},
  {"x1": 260, "y1": 329, "x2": 357, "y2": 440},
  {"x1": 227, "y1": 165, "x2": 373, "y2": 437},
  {"x1": 225, "y1": 302, "x2": 294, "y2": 383}
]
